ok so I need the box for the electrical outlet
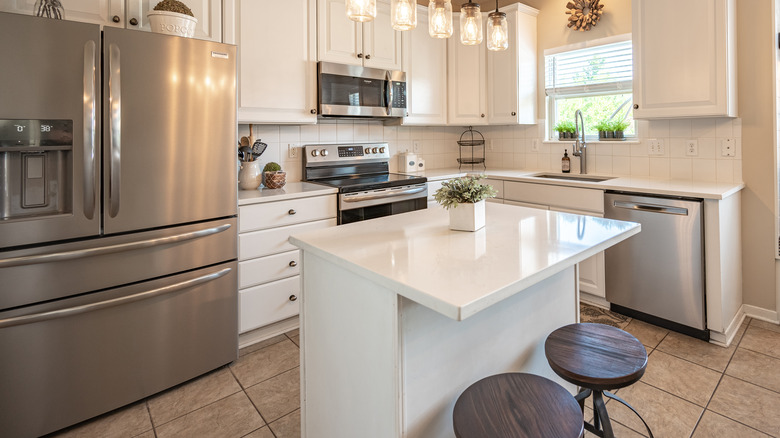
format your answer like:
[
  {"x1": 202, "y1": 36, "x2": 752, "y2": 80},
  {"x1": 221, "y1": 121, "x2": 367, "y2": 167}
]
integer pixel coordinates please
[
  {"x1": 413, "y1": 141, "x2": 421, "y2": 153},
  {"x1": 531, "y1": 139, "x2": 539, "y2": 152},
  {"x1": 721, "y1": 138, "x2": 736, "y2": 157},
  {"x1": 648, "y1": 139, "x2": 665, "y2": 155},
  {"x1": 685, "y1": 140, "x2": 698, "y2": 156},
  {"x1": 287, "y1": 143, "x2": 299, "y2": 159}
]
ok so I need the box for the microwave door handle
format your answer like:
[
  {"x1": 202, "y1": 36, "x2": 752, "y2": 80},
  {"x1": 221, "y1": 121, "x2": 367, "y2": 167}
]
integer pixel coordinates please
[
  {"x1": 82, "y1": 40, "x2": 97, "y2": 219},
  {"x1": 108, "y1": 43, "x2": 122, "y2": 218},
  {"x1": 386, "y1": 70, "x2": 393, "y2": 116}
]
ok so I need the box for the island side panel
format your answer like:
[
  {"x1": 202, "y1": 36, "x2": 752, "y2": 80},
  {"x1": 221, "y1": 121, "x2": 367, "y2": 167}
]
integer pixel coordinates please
[
  {"x1": 400, "y1": 266, "x2": 579, "y2": 438},
  {"x1": 300, "y1": 252, "x2": 401, "y2": 438}
]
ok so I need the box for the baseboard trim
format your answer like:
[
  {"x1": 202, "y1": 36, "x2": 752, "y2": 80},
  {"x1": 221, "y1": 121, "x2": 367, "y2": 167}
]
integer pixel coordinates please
[
  {"x1": 709, "y1": 305, "x2": 746, "y2": 347},
  {"x1": 743, "y1": 304, "x2": 780, "y2": 324},
  {"x1": 580, "y1": 293, "x2": 610, "y2": 309},
  {"x1": 238, "y1": 316, "x2": 299, "y2": 350}
]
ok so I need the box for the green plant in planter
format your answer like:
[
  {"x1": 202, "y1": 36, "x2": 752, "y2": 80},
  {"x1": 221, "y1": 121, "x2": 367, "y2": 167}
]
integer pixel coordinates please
[
  {"x1": 594, "y1": 120, "x2": 612, "y2": 133},
  {"x1": 263, "y1": 162, "x2": 282, "y2": 173},
  {"x1": 554, "y1": 120, "x2": 576, "y2": 139},
  {"x1": 153, "y1": 0, "x2": 194, "y2": 16},
  {"x1": 611, "y1": 119, "x2": 631, "y2": 132},
  {"x1": 434, "y1": 175, "x2": 497, "y2": 210}
]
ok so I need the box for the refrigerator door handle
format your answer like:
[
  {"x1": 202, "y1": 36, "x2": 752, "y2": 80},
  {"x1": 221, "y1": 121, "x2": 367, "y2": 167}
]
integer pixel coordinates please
[
  {"x1": 0, "y1": 223, "x2": 232, "y2": 268},
  {"x1": 0, "y1": 267, "x2": 231, "y2": 329},
  {"x1": 83, "y1": 40, "x2": 98, "y2": 220},
  {"x1": 108, "y1": 42, "x2": 122, "y2": 218}
]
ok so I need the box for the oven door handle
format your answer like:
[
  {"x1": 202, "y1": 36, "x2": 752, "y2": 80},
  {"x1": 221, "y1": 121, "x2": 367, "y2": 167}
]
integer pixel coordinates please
[
  {"x1": 343, "y1": 186, "x2": 425, "y2": 203},
  {"x1": 0, "y1": 268, "x2": 231, "y2": 329}
]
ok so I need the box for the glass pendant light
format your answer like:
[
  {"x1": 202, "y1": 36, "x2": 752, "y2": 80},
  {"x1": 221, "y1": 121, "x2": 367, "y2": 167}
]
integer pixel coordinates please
[
  {"x1": 487, "y1": 0, "x2": 508, "y2": 51},
  {"x1": 428, "y1": 0, "x2": 453, "y2": 38},
  {"x1": 346, "y1": 0, "x2": 376, "y2": 22},
  {"x1": 460, "y1": 1, "x2": 483, "y2": 45},
  {"x1": 391, "y1": 0, "x2": 417, "y2": 30}
]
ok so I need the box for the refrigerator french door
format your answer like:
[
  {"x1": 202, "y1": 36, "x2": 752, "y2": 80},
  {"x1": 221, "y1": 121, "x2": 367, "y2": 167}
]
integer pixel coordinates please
[{"x1": 0, "y1": 12, "x2": 238, "y2": 438}]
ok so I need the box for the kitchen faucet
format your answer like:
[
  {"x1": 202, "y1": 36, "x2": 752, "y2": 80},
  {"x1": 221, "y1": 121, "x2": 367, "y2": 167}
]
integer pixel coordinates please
[{"x1": 572, "y1": 109, "x2": 587, "y2": 174}]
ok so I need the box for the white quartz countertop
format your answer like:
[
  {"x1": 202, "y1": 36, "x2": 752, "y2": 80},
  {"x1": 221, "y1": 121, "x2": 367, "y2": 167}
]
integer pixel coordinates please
[
  {"x1": 238, "y1": 182, "x2": 337, "y2": 206},
  {"x1": 289, "y1": 203, "x2": 640, "y2": 321},
  {"x1": 421, "y1": 168, "x2": 744, "y2": 200}
]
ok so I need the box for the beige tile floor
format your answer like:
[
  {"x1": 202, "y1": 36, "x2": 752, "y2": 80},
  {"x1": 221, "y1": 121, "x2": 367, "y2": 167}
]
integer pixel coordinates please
[{"x1": 46, "y1": 307, "x2": 780, "y2": 438}]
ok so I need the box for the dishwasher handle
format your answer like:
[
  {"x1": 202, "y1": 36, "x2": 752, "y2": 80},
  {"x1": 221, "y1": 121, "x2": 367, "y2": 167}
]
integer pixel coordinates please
[{"x1": 612, "y1": 200, "x2": 688, "y2": 216}]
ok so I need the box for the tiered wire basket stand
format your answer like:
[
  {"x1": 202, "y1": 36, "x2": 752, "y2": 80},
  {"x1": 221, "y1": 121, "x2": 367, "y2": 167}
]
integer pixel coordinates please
[{"x1": 457, "y1": 126, "x2": 486, "y2": 171}]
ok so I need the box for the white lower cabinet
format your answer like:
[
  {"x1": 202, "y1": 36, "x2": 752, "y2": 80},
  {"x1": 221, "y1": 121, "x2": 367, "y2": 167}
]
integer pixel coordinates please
[
  {"x1": 503, "y1": 181, "x2": 607, "y2": 300},
  {"x1": 238, "y1": 192, "x2": 337, "y2": 334}
]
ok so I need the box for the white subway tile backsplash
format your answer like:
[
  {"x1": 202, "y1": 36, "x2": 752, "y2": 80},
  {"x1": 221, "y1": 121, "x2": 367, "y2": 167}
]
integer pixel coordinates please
[
  {"x1": 691, "y1": 118, "x2": 717, "y2": 137},
  {"x1": 318, "y1": 124, "x2": 338, "y2": 142},
  {"x1": 337, "y1": 123, "x2": 354, "y2": 142},
  {"x1": 649, "y1": 157, "x2": 671, "y2": 180},
  {"x1": 670, "y1": 158, "x2": 693, "y2": 180},
  {"x1": 691, "y1": 159, "x2": 718, "y2": 182},
  {"x1": 369, "y1": 123, "x2": 384, "y2": 141},
  {"x1": 630, "y1": 157, "x2": 650, "y2": 176},
  {"x1": 714, "y1": 118, "x2": 734, "y2": 137},
  {"x1": 612, "y1": 156, "x2": 631, "y2": 176},
  {"x1": 698, "y1": 138, "x2": 717, "y2": 159},
  {"x1": 669, "y1": 119, "x2": 692, "y2": 137},
  {"x1": 646, "y1": 119, "x2": 670, "y2": 138},
  {"x1": 716, "y1": 159, "x2": 734, "y2": 182},
  {"x1": 669, "y1": 138, "x2": 688, "y2": 158},
  {"x1": 300, "y1": 124, "x2": 319, "y2": 142},
  {"x1": 279, "y1": 125, "x2": 300, "y2": 142},
  {"x1": 353, "y1": 122, "x2": 370, "y2": 141},
  {"x1": 595, "y1": 156, "x2": 613, "y2": 175}
]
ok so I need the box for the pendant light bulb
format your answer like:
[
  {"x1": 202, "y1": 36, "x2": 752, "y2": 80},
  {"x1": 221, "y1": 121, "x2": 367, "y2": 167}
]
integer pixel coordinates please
[
  {"x1": 392, "y1": 0, "x2": 417, "y2": 31},
  {"x1": 346, "y1": 0, "x2": 376, "y2": 22},
  {"x1": 428, "y1": 0, "x2": 453, "y2": 38},
  {"x1": 460, "y1": 1, "x2": 483, "y2": 45},
  {"x1": 487, "y1": 1, "x2": 508, "y2": 51}
]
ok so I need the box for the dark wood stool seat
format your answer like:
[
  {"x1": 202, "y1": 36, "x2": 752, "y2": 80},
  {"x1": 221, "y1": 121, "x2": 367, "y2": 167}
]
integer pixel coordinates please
[
  {"x1": 453, "y1": 373, "x2": 584, "y2": 438},
  {"x1": 545, "y1": 323, "x2": 654, "y2": 438}
]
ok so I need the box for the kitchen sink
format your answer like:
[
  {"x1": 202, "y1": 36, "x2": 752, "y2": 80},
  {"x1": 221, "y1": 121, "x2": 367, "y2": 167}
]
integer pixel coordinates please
[{"x1": 532, "y1": 173, "x2": 616, "y2": 182}]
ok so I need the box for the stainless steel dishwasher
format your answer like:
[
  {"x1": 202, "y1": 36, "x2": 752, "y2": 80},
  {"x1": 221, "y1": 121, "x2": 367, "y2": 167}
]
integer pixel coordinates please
[{"x1": 604, "y1": 192, "x2": 707, "y2": 340}]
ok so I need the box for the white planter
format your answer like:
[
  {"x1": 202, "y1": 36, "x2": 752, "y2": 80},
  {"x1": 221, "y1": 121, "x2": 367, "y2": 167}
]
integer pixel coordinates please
[
  {"x1": 147, "y1": 10, "x2": 197, "y2": 38},
  {"x1": 448, "y1": 200, "x2": 486, "y2": 232}
]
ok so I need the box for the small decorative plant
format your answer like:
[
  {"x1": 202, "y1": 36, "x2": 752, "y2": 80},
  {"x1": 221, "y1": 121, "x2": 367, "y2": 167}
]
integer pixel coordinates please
[
  {"x1": 263, "y1": 162, "x2": 286, "y2": 189},
  {"x1": 153, "y1": 0, "x2": 194, "y2": 16},
  {"x1": 148, "y1": 0, "x2": 197, "y2": 38},
  {"x1": 611, "y1": 119, "x2": 630, "y2": 133},
  {"x1": 554, "y1": 120, "x2": 576, "y2": 140},
  {"x1": 434, "y1": 175, "x2": 498, "y2": 210}
]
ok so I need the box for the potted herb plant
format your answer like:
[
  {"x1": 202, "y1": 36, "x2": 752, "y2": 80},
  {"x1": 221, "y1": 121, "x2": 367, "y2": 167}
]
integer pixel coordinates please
[
  {"x1": 595, "y1": 120, "x2": 612, "y2": 139},
  {"x1": 554, "y1": 121, "x2": 576, "y2": 140},
  {"x1": 147, "y1": 0, "x2": 198, "y2": 38},
  {"x1": 612, "y1": 119, "x2": 630, "y2": 140},
  {"x1": 263, "y1": 162, "x2": 286, "y2": 189},
  {"x1": 434, "y1": 175, "x2": 498, "y2": 232}
]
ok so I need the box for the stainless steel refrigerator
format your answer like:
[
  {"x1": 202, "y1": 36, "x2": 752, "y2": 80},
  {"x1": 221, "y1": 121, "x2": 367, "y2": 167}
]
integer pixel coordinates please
[{"x1": 0, "y1": 12, "x2": 238, "y2": 438}]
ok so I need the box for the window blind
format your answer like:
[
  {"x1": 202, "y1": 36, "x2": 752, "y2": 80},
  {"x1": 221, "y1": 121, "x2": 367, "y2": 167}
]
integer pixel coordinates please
[{"x1": 545, "y1": 40, "x2": 633, "y2": 97}]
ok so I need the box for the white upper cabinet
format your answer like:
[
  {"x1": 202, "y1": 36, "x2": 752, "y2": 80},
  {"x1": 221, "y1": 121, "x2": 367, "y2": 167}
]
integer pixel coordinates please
[
  {"x1": 487, "y1": 4, "x2": 537, "y2": 125},
  {"x1": 632, "y1": 0, "x2": 736, "y2": 118},
  {"x1": 2, "y1": 0, "x2": 222, "y2": 41},
  {"x1": 402, "y1": 5, "x2": 447, "y2": 125},
  {"x1": 226, "y1": 0, "x2": 318, "y2": 124},
  {"x1": 447, "y1": 12, "x2": 487, "y2": 125},
  {"x1": 318, "y1": 0, "x2": 402, "y2": 70}
]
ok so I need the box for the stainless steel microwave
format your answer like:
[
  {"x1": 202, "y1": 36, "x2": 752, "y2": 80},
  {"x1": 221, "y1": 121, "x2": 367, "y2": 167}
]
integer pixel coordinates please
[{"x1": 318, "y1": 61, "x2": 406, "y2": 120}]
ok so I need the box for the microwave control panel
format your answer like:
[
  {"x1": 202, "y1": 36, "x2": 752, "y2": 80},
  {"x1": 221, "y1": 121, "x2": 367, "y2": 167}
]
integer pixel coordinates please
[{"x1": 391, "y1": 82, "x2": 406, "y2": 109}]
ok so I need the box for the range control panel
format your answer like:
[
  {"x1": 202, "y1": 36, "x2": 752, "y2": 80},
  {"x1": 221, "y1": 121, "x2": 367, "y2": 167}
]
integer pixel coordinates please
[{"x1": 304, "y1": 143, "x2": 390, "y2": 166}]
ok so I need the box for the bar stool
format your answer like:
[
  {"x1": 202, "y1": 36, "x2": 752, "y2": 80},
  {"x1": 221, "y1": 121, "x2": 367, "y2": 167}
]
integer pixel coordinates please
[
  {"x1": 545, "y1": 323, "x2": 654, "y2": 438},
  {"x1": 453, "y1": 373, "x2": 584, "y2": 438}
]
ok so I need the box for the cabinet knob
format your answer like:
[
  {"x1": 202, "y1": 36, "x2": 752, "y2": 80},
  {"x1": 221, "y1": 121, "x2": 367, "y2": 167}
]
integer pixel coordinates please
[
  {"x1": 480, "y1": 114, "x2": 485, "y2": 118},
  {"x1": 310, "y1": 109, "x2": 316, "y2": 114},
  {"x1": 112, "y1": 15, "x2": 121, "y2": 23},
  {"x1": 129, "y1": 17, "x2": 138, "y2": 26},
  {"x1": 633, "y1": 104, "x2": 639, "y2": 109},
  {"x1": 357, "y1": 53, "x2": 363, "y2": 58},
  {"x1": 289, "y1": 260, "x2": 298, "y2": 267},
  {"x1": 289, "y1": 295, "x2": 298, "y2": 302},
  {"x1": 511, "y1": 111, "x2": 516, "y2": 116},
  {"x1": 288, "y1": 209, "x2": 296, "y2": 215},
  {"x1": 365, "y1": 54, "x2": 371, "y2": 59}
]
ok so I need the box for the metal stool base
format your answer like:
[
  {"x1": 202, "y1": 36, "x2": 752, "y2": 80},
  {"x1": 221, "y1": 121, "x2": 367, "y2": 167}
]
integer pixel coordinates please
[{"x1": 574, "y1": 388, "x2": 654, "y2": 438}]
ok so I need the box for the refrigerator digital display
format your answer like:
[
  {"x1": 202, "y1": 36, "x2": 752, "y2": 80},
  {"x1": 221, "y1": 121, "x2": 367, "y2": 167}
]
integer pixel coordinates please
[{"x1": 0, "y1": 119, "x2": 73, "y2": 147}]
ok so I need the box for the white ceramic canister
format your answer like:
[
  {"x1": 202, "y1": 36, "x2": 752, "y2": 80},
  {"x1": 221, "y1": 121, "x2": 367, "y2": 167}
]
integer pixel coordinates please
[{"x1": 238, "y1": 160, "x2": 262, "y2": 190}]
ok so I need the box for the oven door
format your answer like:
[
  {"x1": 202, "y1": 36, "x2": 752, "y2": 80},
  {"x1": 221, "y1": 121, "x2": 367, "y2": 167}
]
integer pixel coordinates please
[
  {"x1": 339, "y1": 184, "x2": 427, "y2": 224},
  {"x1": 318, "y1": 62, "x2": 406, "y2": 118}
]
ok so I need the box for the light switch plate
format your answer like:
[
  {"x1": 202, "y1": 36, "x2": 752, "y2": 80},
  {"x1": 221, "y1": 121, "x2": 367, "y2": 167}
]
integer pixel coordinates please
[
  {"x1": 648, "y1": 139, "x2": 665, "y2": 155},
  {"x1": 721, "y1": 138, "x2": 736, "y2": 157},
  {"x1": 686, "y1": 140, "x2": 698, "y2": 156},
  {"x1": 413, "y1": 141, "x2": 421, "y2": 153},
  {"x1": 531, "y1": 139, "x2": 539, "y2": 152},
  {"x1": 287, "y1": 143, "x2": 299, "y2": 159}
]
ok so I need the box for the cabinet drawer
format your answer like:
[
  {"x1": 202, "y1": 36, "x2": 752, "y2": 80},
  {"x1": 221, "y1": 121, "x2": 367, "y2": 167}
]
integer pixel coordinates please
[
  {"x1": 484, "y1": 178, "x2": 504, "y2": 199},
  {"x1": 239, "y1": 195, "x2": 336, "y2": 232},
  {"x1": 239, "y1": 276, "x2": 300, "y2": 333},
  {"x1": 504, "y1": 200, "x2": 548, "y2": 210},
  {"x1": 239, "y1": 250, "x2": 300, "y2": 289},
  {"x1": 240, "y1": 218, "x2": 336, "y2": 260},
  {"x1": 504, "y1": 181, "x2": 603, "y2": 214}
]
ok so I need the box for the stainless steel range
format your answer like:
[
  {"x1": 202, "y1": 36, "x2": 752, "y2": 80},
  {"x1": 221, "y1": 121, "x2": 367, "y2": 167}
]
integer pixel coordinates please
[{"x1": 303, "y1": 143, "x2": 427, "y2": 224}]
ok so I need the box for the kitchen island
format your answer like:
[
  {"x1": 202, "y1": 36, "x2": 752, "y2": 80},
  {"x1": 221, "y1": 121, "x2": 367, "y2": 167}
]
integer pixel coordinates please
[{"x1": 289, "y1": 203, "x2": 640, "y2": 438}]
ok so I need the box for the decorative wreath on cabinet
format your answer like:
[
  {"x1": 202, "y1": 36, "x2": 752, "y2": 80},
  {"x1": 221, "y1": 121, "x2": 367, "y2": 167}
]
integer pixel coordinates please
[{"x1": 566, "y1": 0, "x2": 604, "y2": 31}]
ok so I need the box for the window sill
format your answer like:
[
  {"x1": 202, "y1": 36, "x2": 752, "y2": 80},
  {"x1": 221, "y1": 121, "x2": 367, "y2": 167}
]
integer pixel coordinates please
[{"x1": 543, "y1": 139, "x2": 641, "y2": 145}]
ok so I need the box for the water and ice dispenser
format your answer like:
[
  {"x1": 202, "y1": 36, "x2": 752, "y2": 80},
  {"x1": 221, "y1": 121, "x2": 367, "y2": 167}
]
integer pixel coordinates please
[{"x1": 0, "y1": 119, "x2": 73, "y2": 221}]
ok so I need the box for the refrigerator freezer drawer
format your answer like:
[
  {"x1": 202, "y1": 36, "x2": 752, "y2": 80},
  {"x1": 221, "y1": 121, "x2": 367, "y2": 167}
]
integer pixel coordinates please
[
  {"x1": 0, "y1": 217, "x2": 237, "y2": 310},
  {"x1": 0, "y1": 261, "x2": 238, "y2": 438}
]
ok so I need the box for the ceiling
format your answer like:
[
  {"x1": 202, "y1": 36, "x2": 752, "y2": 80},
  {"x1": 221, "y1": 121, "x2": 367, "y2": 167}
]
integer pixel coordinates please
[{"x1": 415, "y1": 0, "x2": 545, "y2": 12}]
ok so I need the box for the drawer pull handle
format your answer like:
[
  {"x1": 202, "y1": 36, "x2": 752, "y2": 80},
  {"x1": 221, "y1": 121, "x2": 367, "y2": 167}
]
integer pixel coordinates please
[
  {"x1": 289, "y1": 261, "x2": 297, "y2": 267},
  {"x1": 288, "y1": 209, "x2": 296, "y2": 215},
  {"x1": 289, "y1": 295, "x2": 298, "y2": 302}
]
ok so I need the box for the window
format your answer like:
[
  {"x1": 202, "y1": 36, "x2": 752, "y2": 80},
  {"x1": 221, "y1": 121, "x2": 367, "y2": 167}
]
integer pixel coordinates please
[{"x1": 545, "y1": 35, "x2": 634, "y2": 140}]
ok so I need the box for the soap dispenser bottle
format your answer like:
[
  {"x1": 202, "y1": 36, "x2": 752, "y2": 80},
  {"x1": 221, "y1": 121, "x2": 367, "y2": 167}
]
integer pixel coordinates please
[{"x1": 562, "y1": 149, "x2": 571, "y2": 173}]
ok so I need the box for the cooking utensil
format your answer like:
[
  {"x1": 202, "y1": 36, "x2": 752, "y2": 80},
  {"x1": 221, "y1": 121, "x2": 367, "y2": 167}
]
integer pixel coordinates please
[
  {"x1": 238, "y1": 145, "x2": 253, "y2": 161},
  {"x1": 252, "y1": 139, "x2": 267, "y2": 158},
  {"x1": 239, "y1": 136, "x2": 250, "y2": 147}
]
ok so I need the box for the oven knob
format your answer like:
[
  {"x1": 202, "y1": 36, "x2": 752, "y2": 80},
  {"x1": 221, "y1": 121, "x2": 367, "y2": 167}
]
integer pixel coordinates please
[
  {"x1": 310, "y1": 149, "x2": 318, "y2": 157},
  {"x1": 372, "y1": 147, "x2": 378, "y2": 154},
  {"x1": 319, "y1": 149, "x2": 328, "y2": 156},
  {"x1": 379, "y1": 147, "x2": 386, "y2": 153},
  {"x1": 363, "y1": 148, "x2": 371, "y2": 154}
]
